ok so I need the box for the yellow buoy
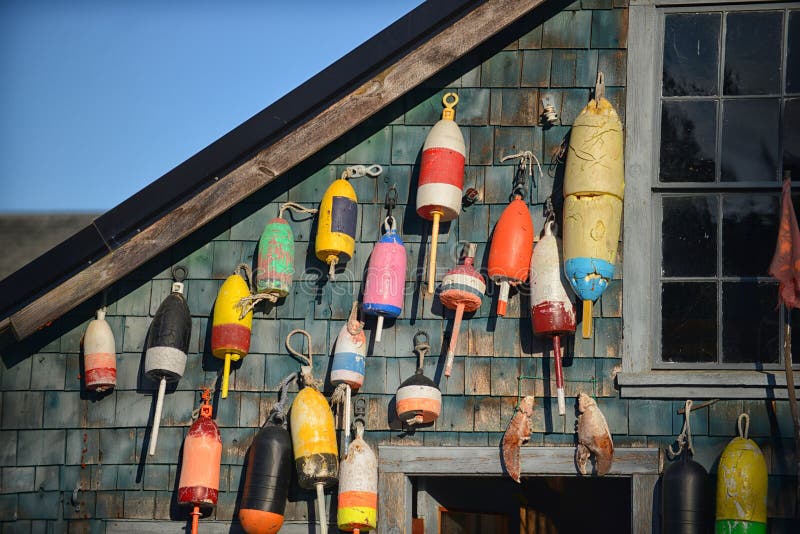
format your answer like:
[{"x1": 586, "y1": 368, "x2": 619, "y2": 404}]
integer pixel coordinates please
[
  {"x1": 211, "y1": 266, "x2": 253, "y2": 398},
  {"x1": 316, "y1": 175, "x2": 358, "y2": 279},
  {"x1": 716, "y1": 414, "x2": 767, "y2": 534},
  {"x1": 562, "y1": 72, "x2": 624, "y2": 339}
]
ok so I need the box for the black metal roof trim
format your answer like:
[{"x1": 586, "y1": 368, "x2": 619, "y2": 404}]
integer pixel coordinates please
[{"x1": 0, "y1": 0, "x2": 481, "y2": 318}]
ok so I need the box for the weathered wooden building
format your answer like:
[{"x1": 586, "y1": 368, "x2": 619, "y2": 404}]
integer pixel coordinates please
[{"x1": 1, "y1": 0, "x2": 798, "y2": 531}]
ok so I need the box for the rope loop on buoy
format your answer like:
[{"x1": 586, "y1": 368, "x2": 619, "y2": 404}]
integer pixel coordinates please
[
  {"x1": 668, "y1": 399, "x2": 695, "y2": 459},
  {"x1": 413, "y1": 330, "x2": 431, "y2": 367},
  {"x1": 346, "y1": 301, "x2": 364, "y2": 336},
  {"x1": 279, "y1": 201, "x2": 318, "y2": 219},
  {"x1": 738, "y1": 412, "x2": 750, "y2": 439},
  {"x1": 268, "y1": 372, "x2": 297, "y2": 427},
  {"x1": 383, "y1": 215, "x2": 396, "y2": 233},
  {"x1": 501, "y1": 150, "x2": 543, "y2": 197},
  {"x1": 354, "y1": 418, "x2": 365, "y2": 440},
  {"x1": 234, "y1": 263, "x2": 270, "y2": 319},
  {"x1": 286, "y1": 329, "x2": 321, "y2": 389}
]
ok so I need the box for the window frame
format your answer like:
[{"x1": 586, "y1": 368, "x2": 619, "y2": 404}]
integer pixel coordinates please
[{"x1": 619, "y1": 0, "x2": 800, "y2": 398}]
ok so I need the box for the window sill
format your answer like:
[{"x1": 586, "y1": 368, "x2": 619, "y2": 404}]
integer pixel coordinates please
[{"x1": 617, "y1": 371, "x2": 800, "y2": 398}]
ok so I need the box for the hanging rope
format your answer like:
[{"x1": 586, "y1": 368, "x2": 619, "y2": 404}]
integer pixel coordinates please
[
  {"x1": 737, "y1": 412, "x2": 750, "y2": 440},
  {"x1": 279, "y1": 201, "x2": 318, "y2": 219},
  {"x1": 354, "y1": 418, "x2": 365, "y2": 441},
  {"x1": 286, "y1": 329, "x2": 320, "y2": 390},
  {"x1": 267, "y1": 372, "x2": 297, "y2": 427},
  {"x1": 668, "y1": 399, "x2": 695, "y2": 459},
  {"x1": 501, "y1": 150, "x2": 544, "y2": 194}
]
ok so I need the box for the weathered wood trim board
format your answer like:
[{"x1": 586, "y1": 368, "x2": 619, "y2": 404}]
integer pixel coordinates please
[
  {"x1": 618, "y1": 371, "x2": 800, "y2": 398},
  {"x1": 3, "y1": 0, "x2": 548, "y2": 342}
]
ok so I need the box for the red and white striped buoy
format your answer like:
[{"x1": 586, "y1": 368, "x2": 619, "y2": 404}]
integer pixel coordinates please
[
  {"x1": 417, "y1": 92, "x2": 465, "y2": 294},
  {"x1": 82, "y1": 307, "x2": 116, "y2": 392}
]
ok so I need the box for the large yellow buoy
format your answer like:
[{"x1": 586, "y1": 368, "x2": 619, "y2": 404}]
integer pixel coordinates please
[
  {"x1": 562, "y1": 72, "x2": 624, "y2": 339},
  {"x1": 716, "y1": 414, "x2": 767, "y2": 534},
  {"x1": 316, "y1": 165, "x2": 382, "y2": 279},
  {"x1": 286, "y1": 329, "x2": 338, "y2": 534},
  {"x1": 211, "y1": 266, "x2": 253, "y2": 399}
]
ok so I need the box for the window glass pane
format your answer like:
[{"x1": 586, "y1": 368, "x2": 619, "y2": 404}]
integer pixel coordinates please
[
  {"x1": 722, "y1": 195, "x2": 779, "y2": 276},
  {"x1": 786, "y1": 99, "x2": 800, "y2": 180},
  {"x1": 663, "y1": 13, "x2": 721, "y2": 96},
  {"x1": 724, "y1": 11, "x2": 782, "y2": 95},
  {"x1": 662, "y1": 282, "x2": 717, "y2": 362},
  {"x1": 722, "y1": 282, "x2": 779, "y2": 363},
  {"x1": 662, "y1": 196, "x2": 718, "y2": 277},
  {"x1": 660, "y1": 101, "x2": 717, "y2": 182},
  {"x1": 788, "y1": 11, "x2": 800, "y2": 94},
  {"x1": 721, "y1": 99, "x2": 780, "y2": 182}
]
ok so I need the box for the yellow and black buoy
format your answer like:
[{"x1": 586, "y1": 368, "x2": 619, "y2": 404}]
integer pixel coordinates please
[
  {"x1": 315, "y1": 165, "x2": 382, "y2": 279},
  {"x1": 716, "y1": 413, "x2": 767, "y2": 534},
  {"x1": 211, "y1": 265, "x2": 253, "y2": 398}
]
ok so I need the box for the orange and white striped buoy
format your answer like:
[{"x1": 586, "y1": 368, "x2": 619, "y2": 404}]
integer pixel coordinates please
[{"x1": 82, "y1": 307, "x2": 116, "y2": 392}]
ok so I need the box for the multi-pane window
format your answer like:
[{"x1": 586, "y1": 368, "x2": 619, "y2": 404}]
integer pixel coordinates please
[{"x1": 656, "y1": 6, "x2": 800, "y2": 367}]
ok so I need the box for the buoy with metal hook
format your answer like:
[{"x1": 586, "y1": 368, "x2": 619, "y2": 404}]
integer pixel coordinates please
[
  {"x1": 337, "y1": 402, "x2": 378, "y2": 533},
  {"x1": 144, "y1": 266, "x2": 191, "y2": 456},
  {"x1": 177, "y1": 387, "x2": 222, "y2": 534},
  {"x1": 316, "y1": 165, "x2": 382, "y2": 279},
  {"x1": 395, "y1": 331, "x2": 441, "y2": 426},
  {"x1": 417, "y1": 92, "x2": 465, "y2": 294}
]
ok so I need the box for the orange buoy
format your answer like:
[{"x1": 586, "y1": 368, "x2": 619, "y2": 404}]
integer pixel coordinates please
[
  {"x1": 488, "y1": 153, "x2": 537, "y2": 316},
  {"x1": 417, "y1": 93, "x2": 465, "y2": 294},
  {"x1": 211, "y1": 265, "x2": 253, "y2": 398},
  {"x1": 439, "y1": 243, "x2": 485, "y2": 377},
  {"x1": 82, "y1": 307, "x2": 116, "y2": 392},
  {"x1": 178, "y1": 388, "x2": 222, "y2": 534},
  {"x1": 238, "y1": 373, "x2": 296, "y2": 534},
  {"x1": 286, "y1": 330, "x2": 338, "y2": 534}
]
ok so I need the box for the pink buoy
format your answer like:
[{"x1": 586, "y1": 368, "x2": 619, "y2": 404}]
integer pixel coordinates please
[
  {"x1": 362, "y1": 215, "x2": 406, "y2": 342},
  {"x1": 439, "y1": 243, "x2": 485, "y2": 377}
]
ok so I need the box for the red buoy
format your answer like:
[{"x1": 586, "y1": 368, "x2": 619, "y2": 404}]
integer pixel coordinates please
[
  {"x1": 178, "y1": 388, "x2": 222, "y2": 534},
  {"x1": 488, "y1": 197, "x2": 534, "y2": 316}
]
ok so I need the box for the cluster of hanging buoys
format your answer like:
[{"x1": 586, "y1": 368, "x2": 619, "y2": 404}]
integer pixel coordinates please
[
  {"x1": 530, "y1": 212, "x2": 576, "y2": 416},
  {"x1": 82, "y1": 306, "x2": 116, "y2": 392},
  {"x1": 337, "y1": 410, "x2": 378, "y2": 533},
  {"x1": 562, "y1": 72, "x2": 624, "y2": 338},
  {"x1": 211, "y1": 264, "x2": 253, "y2": 398},
  {"x1": 440, "y1": 243, "x2": 485, "y2": 378},
  {"x1": 716, "y1": 413, "x2": 767, "y2": 533},
  {"x1": 662, "y1": 400, "x2": 711, "y2": 533},
  {"x1": 286, "y1": 329, "x2": 338, "y2": 534},
  {"x1": 488, "y1": 152, "x2": 537, "y2": 316},
  {"x1": 239, "y1": 373, "x2": 296, "y2": 534},
  {"x1": 395, "y1": 331, "x2": 441, "y2": 426},
  {"x1": 316, "y1": 165, "x2": 382, "y2": 279},
  {"x1": 178, "y1": 388, "x2": 222, "y2": 534},
  {"x1": 417, "y1": 93, "x2": 465, "y2": 294},
  {"x1": 362, "y1": 186, "x2": 406, "y2": 342},
  {"x1": 144, "y1": 266, "x2": 192, "y2": 455}
]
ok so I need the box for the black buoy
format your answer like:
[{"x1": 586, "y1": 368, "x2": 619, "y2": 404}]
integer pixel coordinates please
[
  {"x1": 662, "y1": 400, "x2": 711, "y2": 534},
  {"x1": 238, "y1": 373, "x2": 295, "y2": 534}
]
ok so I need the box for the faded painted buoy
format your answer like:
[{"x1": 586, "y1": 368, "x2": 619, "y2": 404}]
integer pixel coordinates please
[
  {"x1": 257, "y1": 212, "x2": 295, "y2": 299},
  {"x1": 530, "y1": 220, "x2": 576, "y2": 415},
  {"x1": 562, "y1": 73, "x2": 624, "y2": 339},
  {"x1": 211, "y1": 268, "x2": 253, "y2": 398},
  {"x1": 178, "y1": 389, "x2": 221, "y2": 534},
  {"x1": 417, "y1": 93, "x2": 465, "y2": 294},
  {"x1": 716, "y1": 414, "x2": 767, "y2": 534},
  {"x1": 82, "y1": 307, "x2": 116, "y2": 392},
  {"x1": 338, "y1": 428, "x2": 378, "y2": 532}
]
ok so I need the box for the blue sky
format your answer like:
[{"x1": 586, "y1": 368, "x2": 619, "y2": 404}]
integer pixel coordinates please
[{"x1": 0, "y1": 0, "x2": 423, "y2": 212}]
